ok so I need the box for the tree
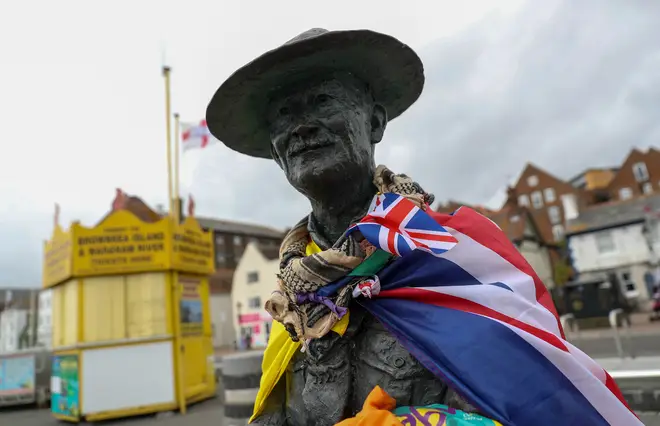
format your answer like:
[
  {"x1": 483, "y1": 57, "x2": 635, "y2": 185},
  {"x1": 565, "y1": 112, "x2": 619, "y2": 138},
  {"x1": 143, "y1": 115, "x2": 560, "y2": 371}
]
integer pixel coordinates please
[{"x1": 553, "y1": 239, "x2": 574, "y2": 287}]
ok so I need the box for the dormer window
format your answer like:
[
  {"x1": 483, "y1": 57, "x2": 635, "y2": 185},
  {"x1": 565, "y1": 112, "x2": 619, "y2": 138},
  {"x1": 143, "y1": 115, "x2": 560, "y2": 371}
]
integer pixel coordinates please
[
  {"x1": 619, "y1": 187, "x2": 633, "y2": 200},
  {"x1": 633, "y1": 162, "x2": 649, "y2": 182},
  {"x1": 543, "y1": 188, "x2": 556, "y2": 203},
  {"x1": 531, "y1": 191, "x2": 543, "y2": 209},
  {"x1": 643, "y1": 182, "x2": 653, "y2": 194},
  {"x1": 527, "y1": 175, "x2": 539, "y2": 187}
]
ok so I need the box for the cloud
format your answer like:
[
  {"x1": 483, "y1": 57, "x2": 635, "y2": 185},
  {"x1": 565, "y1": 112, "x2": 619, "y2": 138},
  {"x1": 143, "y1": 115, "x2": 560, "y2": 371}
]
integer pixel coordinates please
[
  {"x1": 383, "y1": 0, "x2": 660, "y2": 208},
  {"x1": 195, "y1": 0, "x2": 660, "y2": 219},
  {"x1": 3, "y1": 0, "x2": 660, "y2": 286}
]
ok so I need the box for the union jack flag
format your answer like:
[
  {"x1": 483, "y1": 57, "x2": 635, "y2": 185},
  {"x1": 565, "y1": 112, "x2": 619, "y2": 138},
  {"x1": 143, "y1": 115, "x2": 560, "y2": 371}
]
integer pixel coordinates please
[
  {"x1": 348, "y1": 193, "x2": 458, "y2": 257},
  {"x1": 347, "y1": 194, "x2": 639, "y2": 425}
]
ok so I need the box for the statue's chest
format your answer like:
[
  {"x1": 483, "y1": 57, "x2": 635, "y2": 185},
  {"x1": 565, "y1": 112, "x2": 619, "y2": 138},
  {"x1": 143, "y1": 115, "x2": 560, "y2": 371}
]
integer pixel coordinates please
[{"x1": 285, "y1": 315, "x2": 449, "y2": 426}]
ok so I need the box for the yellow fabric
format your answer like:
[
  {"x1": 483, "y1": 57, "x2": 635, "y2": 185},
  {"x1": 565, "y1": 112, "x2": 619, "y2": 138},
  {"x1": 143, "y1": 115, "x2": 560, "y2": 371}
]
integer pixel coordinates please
[
  {"x1": 306, "y1": 239, "x2": 323, "y2": 256},
  {"x1": 250, "y1": 239, "x2": 350, "y2": 422}
]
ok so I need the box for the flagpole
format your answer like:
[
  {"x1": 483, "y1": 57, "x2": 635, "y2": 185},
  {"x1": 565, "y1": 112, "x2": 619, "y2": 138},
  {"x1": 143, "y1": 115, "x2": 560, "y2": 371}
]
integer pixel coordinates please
[
  {"x1": 162, "y1": 66, "x2": 174, "y2": 218},
  {"x1": 174, "y1": 112, "x2": 181, "y2": 223}
]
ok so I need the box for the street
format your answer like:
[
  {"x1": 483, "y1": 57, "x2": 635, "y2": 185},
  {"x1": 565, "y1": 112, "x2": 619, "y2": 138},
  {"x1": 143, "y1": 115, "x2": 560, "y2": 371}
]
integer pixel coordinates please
[
  {"x1": 571, "y1": 333, "x2": 660, "y2": 358},
  {"x1": 0, "y1": 399, "x2": 227, "y2": 426}
]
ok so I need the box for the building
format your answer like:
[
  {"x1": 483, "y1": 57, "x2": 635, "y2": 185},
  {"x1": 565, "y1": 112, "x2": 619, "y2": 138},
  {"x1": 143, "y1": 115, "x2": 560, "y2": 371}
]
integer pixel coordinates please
[
  {"x1": 197, "y1": 218, "x2": 283, "y2": 270},
  {"x1": 231, "y1": 242, "x2": 280, "y2": 349},
  {"x1": 209, "y1": 288, "x2": 234, "y2": 349},
  {"x1": 606, "y1": 148, "x2": 660, "y2": 202},
  {"x1": 0, "y1": 288, "x2": 39, "y2": 353},
  {"x1": 569, "y1": 167, "x2": 618, "y2": 205},
  {"x1": 0, "y1": 287, "x2": 36, "y2": 312},
  {"x1": 37, "y1": 289, "x2": 53, "y2": 348},
  {"x1": 435, "y1": 200, "x2": 496, "y2": 216},
  {"x1": 504, "y1": 163, "x2": 588, "y2": 243},
  {"x1": 436, "y1": 202, "x2": 556, "y2": 289},
  {"x1": 570, "y1": 168, "x2": 619, "y2": 191},
  {"x1": 197, "y1": 218, "x2": 283, "y2": 348},
  {"x1": 564, "y1": 193, "x2": 660, "y2": 303},
  {"x1": 0, "y1": 308, "x2": 29, "y2": 353},
  {"x1": 486, "y1": 207, "x2": 556, "y2": 289}
]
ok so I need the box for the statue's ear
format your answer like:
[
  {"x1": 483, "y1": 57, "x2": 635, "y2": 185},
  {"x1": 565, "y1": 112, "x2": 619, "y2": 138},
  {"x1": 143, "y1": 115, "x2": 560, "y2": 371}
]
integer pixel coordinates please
[{"x1": 370, "y1": 103, "x2": 387, "y2": 144}]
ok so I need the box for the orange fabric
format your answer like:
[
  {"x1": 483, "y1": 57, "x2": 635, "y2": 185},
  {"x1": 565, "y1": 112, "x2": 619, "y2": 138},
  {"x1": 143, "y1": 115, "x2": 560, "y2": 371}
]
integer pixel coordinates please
[{"x1": 335, "y1": 386, "x2": 403, "y2": 426}]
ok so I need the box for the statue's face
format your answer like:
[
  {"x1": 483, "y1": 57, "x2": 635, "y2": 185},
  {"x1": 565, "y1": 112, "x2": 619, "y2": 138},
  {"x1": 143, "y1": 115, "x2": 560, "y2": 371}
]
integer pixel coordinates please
[{"x1": 267, "y1": 73, "x2": 387, "y2": 198}]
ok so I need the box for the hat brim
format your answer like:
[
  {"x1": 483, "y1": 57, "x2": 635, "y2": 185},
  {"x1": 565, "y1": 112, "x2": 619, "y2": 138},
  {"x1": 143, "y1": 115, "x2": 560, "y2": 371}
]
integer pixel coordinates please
[{"x1": 206, "y1": 29, "x2": 425, "y2": 159}]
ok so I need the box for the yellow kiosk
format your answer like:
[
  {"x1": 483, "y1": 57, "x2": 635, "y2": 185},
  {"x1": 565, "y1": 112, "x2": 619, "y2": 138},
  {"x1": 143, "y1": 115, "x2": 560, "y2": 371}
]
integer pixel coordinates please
[{"x1": 42, "y1": 207, "x2": 216, "y2": 422}]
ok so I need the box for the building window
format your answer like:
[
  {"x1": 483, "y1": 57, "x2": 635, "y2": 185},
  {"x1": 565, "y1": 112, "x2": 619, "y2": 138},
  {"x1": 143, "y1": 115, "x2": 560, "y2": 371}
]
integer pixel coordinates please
[
  {"x1": 619, "y1": 187, "x2": 633, "y2": 200},
  {"x1": 247, "y1": 297, "x2": 261, "y2": 308},
  {"x1": 531, "y1": 191, "x2": 543, "y2": 209},
  {"x1": 527, "y1": 175, "x2": 539, "y2": 187},
  {"x1": 215, "y1": 235, "x2": 225, "y2": 246},
  {"x1": 247, "y1": 271, "x2": 259, "y2": 283},
  {"x1": 632, "y1": 162, "x2": 649, "y2": 182},
  {"x1": 548, "y1": 206, "x2": 561, "y2": 225},
  {"x1": 595, "y1": 231, "x2": 616, "y2": 254},
  {"x1": 552, "y1": 225, "x2": 564, "y2": 241},
  {"x1": 642, "y1": 182, "x2": 653, "y2": 194},
  {"x1": 619, "y1": 272, "x2": 637, "y2": 293},
  {"x1": 216, "y1": 253, "x2": 226, "y2": 267},
  {"x1": 233, "y1": 235, "x2": 243, "y2": 246},
  {"x1": 543, "y1": 188, "x2": 556, "y2": 203},
  {"x1": 518, "y1": 195, "x2": 529, "y2": 207}
]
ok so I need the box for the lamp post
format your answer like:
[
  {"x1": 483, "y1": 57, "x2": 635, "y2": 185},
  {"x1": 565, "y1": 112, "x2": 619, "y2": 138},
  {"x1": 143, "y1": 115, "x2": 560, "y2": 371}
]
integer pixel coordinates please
[
  {"x1": 642, "y1": 206, "x2": 658, "y2": 263},
  {"x1": 643, "y1": 206, "x2": 659, "y2": 299},
  {"x1": 236, "y1": 302, "x2": 243, "y2": 350}
]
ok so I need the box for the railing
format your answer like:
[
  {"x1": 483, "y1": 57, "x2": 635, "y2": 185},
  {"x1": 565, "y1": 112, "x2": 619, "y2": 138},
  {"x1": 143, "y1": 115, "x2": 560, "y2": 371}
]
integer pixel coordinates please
[
  {"x1": 560, "y1": 313, "x2": 580, "y2": 343},
  {"x1": 609, "y1": 308, "x2": 636, "y2": 359}
]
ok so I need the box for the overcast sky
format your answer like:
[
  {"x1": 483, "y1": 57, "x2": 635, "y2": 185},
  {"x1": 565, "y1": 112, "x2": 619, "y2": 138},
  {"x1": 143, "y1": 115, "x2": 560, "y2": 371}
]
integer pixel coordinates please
[{"x1": 1, "y1": 0, "x2": 659, "y2": 287}]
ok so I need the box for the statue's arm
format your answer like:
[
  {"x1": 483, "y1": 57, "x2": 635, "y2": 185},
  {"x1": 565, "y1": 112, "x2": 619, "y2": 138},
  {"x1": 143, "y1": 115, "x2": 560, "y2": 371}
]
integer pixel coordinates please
[{"x1": 249, "y1": 375, "x2": 287, "y2": 426}]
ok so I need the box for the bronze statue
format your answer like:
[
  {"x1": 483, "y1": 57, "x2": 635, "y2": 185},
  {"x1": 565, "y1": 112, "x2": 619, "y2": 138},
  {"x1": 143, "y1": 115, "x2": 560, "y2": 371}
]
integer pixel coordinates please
[{"x1": 207, "y1": 28, "x2": 477, "y2": 426}]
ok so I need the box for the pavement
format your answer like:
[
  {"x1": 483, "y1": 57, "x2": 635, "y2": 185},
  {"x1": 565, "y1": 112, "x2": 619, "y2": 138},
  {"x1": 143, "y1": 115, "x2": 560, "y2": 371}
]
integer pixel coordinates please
[
  {"x1": 2, "y1": 399, "x2": 659, "y2": 426},
  {"x1": 563, "y1": 313, "x2": 660, "y2": 358},
  {"x1": 4, "y1": 318, "x2": 660, "y2": 425},
  {"x1": 0, "y1": 398, "x2": 227, "y2": 426}
]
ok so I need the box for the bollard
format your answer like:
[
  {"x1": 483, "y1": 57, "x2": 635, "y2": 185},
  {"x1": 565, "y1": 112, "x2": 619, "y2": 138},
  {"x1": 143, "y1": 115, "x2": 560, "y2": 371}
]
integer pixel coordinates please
[{"x1": 221, "y1": 350, "x2": 264, "y2": 426}]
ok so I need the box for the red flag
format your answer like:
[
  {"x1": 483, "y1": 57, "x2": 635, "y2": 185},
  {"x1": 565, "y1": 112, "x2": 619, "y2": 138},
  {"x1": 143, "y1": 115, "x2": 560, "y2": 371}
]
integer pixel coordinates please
[
  {"x1": 181, "y1": 120, "x2": 217, "y2": 152},
  {"x1": 112, "y1": 188, "x2": 128, "y2": 211}
]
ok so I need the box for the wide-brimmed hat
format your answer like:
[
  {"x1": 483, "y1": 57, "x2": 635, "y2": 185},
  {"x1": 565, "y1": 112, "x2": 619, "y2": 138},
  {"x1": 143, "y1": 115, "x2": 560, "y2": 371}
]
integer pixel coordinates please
[{"x1": 206, "y1": 28, "x2": 425, "y2": 159}]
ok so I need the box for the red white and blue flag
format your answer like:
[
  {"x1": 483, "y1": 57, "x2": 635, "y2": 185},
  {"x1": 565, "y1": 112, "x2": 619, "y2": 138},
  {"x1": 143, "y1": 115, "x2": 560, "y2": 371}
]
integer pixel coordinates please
[
  {"x1": 346, "y1": 193, "x2": 640, "y2": 425},
  {"x1": 181, "y1": 120, "x2": 218, "y2": 152},
  {"x1": 349, "y1": 193, "x2": 458, "y2": 257}
]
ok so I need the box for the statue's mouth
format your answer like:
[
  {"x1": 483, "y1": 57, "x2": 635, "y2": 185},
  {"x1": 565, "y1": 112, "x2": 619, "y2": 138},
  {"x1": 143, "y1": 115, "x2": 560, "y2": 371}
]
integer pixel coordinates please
[{"x1": 289, "y1": 141, "x2": 333, "y2": 157}]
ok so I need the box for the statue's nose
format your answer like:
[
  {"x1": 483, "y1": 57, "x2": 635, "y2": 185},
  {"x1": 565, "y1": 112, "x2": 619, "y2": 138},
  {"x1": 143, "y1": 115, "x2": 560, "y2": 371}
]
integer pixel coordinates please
[{"x1": 292, "y1": 124, "x2": 319, "y2": 139}]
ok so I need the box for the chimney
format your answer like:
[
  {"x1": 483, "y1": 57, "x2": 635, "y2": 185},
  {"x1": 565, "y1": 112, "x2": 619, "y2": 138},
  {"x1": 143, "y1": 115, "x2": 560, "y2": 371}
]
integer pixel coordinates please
[
  {"x1": 503, "y1": 186, "x2": 518, "y2": 209},
  {"x1": 561, "y1": 193, "x2": 580, "y2": 222}
]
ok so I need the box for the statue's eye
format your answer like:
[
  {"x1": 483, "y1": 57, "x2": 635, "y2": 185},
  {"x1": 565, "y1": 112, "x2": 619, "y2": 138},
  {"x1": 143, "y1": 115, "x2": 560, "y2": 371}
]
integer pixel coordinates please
[
  {"x1": 315, "y1": 94, "x2": 331, "y2": 105},
  {"x1": 279, "y1": 106, "x2": 290, "y2": 116}
]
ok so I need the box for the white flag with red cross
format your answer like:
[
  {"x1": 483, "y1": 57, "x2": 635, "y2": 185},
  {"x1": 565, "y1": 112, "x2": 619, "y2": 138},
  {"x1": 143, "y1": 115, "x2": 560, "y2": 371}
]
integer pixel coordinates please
[{"x1": 181, "y1": 120, "x2": 218, "y2": 152}]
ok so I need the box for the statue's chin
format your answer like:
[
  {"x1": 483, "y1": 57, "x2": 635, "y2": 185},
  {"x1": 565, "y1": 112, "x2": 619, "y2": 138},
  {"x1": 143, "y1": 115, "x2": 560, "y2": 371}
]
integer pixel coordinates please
[{"x1": 288, "y1": 161, "x2": 357, "y2": 199}]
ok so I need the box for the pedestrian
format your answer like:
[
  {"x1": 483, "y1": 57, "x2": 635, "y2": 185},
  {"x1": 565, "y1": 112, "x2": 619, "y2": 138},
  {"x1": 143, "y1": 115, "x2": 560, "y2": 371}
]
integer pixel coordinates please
[{"x1": 651, "y1": 285, "x2": 660, "y2": 322}]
